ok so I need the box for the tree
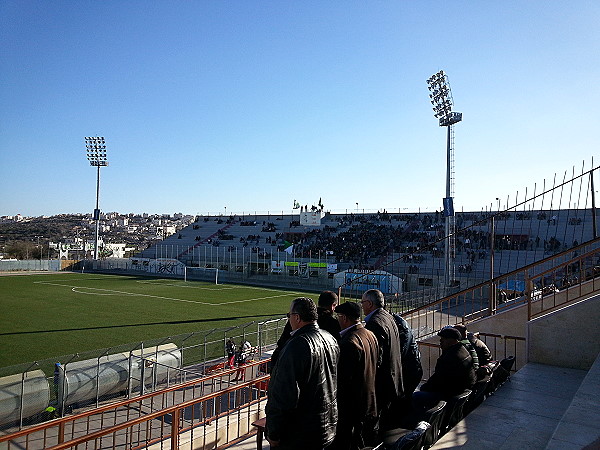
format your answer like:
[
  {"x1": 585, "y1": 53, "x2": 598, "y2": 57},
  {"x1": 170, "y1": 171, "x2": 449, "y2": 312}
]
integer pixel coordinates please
[{"x1": 5, "y1": 240, "x2": 36, "y2": 260}]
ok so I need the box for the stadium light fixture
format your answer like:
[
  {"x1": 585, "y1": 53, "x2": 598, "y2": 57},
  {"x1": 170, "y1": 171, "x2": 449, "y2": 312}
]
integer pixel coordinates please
[
  {"x1": 427, "y1": 70, "x2": 462, "y2": 287},
  {"x1": 85, "y1": 136, "x2": 109, "y2": 260}
]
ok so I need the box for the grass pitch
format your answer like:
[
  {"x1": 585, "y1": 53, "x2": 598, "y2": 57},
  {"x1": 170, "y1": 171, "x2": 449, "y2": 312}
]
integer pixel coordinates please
[{"x1": 0, "y1": 272, "x2": 310, "y2": 368}]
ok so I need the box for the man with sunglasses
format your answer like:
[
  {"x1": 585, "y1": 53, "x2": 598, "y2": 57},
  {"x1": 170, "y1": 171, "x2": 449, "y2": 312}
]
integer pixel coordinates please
[{"x1": 266, "y1": 297, "x2": 340, "y2": 449}]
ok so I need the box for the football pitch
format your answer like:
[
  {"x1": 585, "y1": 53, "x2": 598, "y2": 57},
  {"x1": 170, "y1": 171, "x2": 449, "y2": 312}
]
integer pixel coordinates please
[{"x1": 0, "y1": 272, "x2": 311, "y2": 368}]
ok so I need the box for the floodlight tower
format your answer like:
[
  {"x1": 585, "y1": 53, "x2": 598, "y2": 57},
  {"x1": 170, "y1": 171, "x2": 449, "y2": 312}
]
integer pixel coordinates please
[
  {"x1": 427, "y1": 70, "x2": 462, "y2": 287},
  {"x1": 85, "y1": 136, "x2": 108, "y2": 260}
]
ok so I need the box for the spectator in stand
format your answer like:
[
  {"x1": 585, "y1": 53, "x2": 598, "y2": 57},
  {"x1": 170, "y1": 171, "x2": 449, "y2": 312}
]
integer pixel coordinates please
[
  {"x1": 232, "y1": 339, "x2": 252, "y2": 381},
  {"x1": 266, "y1": 297, "x2": 339, "y2": 449},
  {"x1": 454, "y1": 324, "x2": 493, "y2": 378},
  {"x1": 318, "y1": 290, "x2": 342, "y2": 342},
  {"x1": 225, "y1": 337, "x2": 236, "y2": 369},
  {"x1": 332, "y1": 301, "x2": 379, "y2": 449},
  {"x1": 271, "y1": 290, "x2": 341, "y2": 370},
  {"x1": 392, "y1": 312, "x2": 423, "y2": 397},
  {"x1": 361, "y1": 289, "x2": 404, "y2": 431},
  {"x1": 412, "y1": 327, "x2": 476, "y2": 412},
  {"x1": 269, "y1": 320, "x2": 291, "y2": 370},
  {"x1": 453, "y1": 328, "x2": 480, "y2": 373}
]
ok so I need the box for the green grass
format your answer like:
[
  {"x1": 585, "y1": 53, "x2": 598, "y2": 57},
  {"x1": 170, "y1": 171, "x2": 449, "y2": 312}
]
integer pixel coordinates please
[{"x1": 0, "y1": 272, "x2": 310, "y2": 368}]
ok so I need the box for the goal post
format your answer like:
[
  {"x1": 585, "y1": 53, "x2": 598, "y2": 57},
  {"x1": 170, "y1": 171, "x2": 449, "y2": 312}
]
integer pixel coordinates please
[{"x1": 184, "y1": 266, "x2": 219, "y2": 284}]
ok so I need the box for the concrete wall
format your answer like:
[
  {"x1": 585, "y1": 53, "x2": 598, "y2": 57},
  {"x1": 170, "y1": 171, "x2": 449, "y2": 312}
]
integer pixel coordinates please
[
  {"x1": 468, "y1": 302, "x2": 529, "y2": 338},
  {"x1": 528, "y1": 294, "x2": 600, "y2": 370},
  {"x1": 0, "y1": 259, "x2": 56, "y2": 271}
]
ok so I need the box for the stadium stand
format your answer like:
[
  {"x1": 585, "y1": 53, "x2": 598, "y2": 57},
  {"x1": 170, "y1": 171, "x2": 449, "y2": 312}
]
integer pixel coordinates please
[
  {"x1": 1, "y1": 166, "x2": 599, "y2": 449},
  {"x1": 130, "y1": 206, "x2": 598, "y2": 302}
]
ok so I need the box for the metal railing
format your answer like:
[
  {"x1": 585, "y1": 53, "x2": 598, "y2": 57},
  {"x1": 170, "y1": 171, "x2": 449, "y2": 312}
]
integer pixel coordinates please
[
  {"x1": 0, "y1": 359, "x2": 270, "y2": 449},
  {"x1": 1, "y1": 329, "x2": 531, "y2": 450},
  {"x1": 379, "y1": 238, "x2": 600, "y2": 340},
  {"x1": 335, "y1": 164, "x2": 599, "y2": 307},
  {"x1": 525, "y1": 245, "x2": 600, "y2": 320},
  {"x1": 417, "y1": 333, "x2": 526, "y2": 380},
  {"x1": 0, "y1": 318, "x2": 287, "y2": 433}
]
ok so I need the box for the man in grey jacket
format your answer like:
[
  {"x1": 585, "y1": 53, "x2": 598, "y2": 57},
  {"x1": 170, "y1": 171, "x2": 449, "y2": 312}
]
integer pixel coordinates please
[
  {"x1": 266, "y1": 297, "x2": 340, "y2": 449},
  {"x1": 361, "y1": 289, "x2": 405, "y2": 431}
]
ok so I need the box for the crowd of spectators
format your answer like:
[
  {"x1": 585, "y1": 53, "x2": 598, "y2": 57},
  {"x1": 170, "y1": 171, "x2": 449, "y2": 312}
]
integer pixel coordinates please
[
  {"x1": 262, "y1": 222, "x2": 277, "y2": 232},
  {"x1": 290, "y1": 211, "x2": 571, "y2": 268},
  {"x1": 186, "y1": 211, "x2": 575, "y2": 274}
]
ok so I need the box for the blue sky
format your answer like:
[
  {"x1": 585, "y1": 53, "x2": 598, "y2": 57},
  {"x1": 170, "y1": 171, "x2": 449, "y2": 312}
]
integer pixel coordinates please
[{"x1": 1, "y1": 1, "x2": 598, "y2": 217}]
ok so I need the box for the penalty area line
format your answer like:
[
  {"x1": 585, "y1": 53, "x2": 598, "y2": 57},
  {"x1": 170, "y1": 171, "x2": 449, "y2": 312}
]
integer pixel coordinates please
[
  {"x1": 35, "y1": 281, "x2": 212, "y2": 305},
  {"x1": 35, "y1": 281, "x2": 301, "y2": 306},
  {"x1": 135, "y1": 280, "x2": 237, "y2": 291}
]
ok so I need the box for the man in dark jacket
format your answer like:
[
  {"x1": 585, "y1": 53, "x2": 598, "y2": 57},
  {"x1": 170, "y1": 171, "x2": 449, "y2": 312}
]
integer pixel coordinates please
[
  {"x1": 413, "y1": 327, "x2": 476, "y2": 411},
  {"x1": 317, "y1": 290, "x2": 342, "y2": 342},
  {"x1": 392, "y1": 312, "x2": 423, "y2": 396},
  {"x1": 454, "y1": 324, "x2": 493, "y2": 377},
  {"x1": 361, "y1": 289, "x2": 404, "y2": 430},
  {"x1": 266, "y1": 297, "x2": 340, "y2": 449},
  {"x1": 225, "y1": 337, "x2": 236, "y2": 369},
  {"x1": 270, "y1": 290, "x2": 341, "y2": 369},
  {"x1": 332, "y1": 301, "x2": 379, "y2": 450}
]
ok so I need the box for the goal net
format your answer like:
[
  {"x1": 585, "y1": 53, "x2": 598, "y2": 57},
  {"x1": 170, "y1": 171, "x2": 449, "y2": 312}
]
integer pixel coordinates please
[{"x1": 184, "y1": 266, "x2": 219, "y2": 284}]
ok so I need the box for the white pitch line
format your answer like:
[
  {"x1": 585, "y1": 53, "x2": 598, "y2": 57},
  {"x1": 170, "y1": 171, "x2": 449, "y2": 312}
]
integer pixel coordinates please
[
  {"x1": 36, "y1": 281, "x2": 211, "y2": 304},
  {"x1": 35, "y1": 281, "x2": 299, "y2": 306},
  {"x1": 135, "y1": 280, "x2": 237, "y2": 290},
  {"x1": 133, "y1": 279, "x2": 308, "y2": 297},
  {"x1": 134, "y1": 279, "x2": 308, "y2": 296},
  {"x1": 72, "y1": 287, "x2": 120, "y2": 296},
  {"x1": 218, "y1": 293, "x2": 297, "y2": 305},
  {"x1": 33, "y1": 276, "x2": 112, "y2": 283}
]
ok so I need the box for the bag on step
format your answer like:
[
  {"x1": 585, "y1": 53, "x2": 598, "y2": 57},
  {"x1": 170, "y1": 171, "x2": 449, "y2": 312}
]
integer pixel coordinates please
[{"x1": 485, "y1": 356, "x2": 515, "y2": 395}]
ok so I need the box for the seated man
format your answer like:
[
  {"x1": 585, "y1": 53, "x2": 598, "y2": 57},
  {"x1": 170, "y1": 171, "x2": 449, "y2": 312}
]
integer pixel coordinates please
[
  {"x1": 453, "y1": 324, "x2": 493, "y2": 377},
  {"x1": 412, "y1": 327, "x2": 476, "y2": 411}
]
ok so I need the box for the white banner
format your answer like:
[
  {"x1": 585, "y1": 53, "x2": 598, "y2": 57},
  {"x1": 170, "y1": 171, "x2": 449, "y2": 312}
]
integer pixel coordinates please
[
  {"x1": 129, "y1": 258, "x2": 184, "y2": 275},
  {"x1": 271, "y1": 261, "x2": 284, "y2": 273},
  {"x1": 300, "y1": 211, "x2": 324, "y2": 226}
]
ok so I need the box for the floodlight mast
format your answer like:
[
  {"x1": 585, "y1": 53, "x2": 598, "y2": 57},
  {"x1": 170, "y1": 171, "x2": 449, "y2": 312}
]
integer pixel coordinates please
[
  {"x1": 427, "y1": 71, "x2": 462, "y2": 287},
  {"x1": 85, "y1": 136, "x2": 108, "y2": 260}
]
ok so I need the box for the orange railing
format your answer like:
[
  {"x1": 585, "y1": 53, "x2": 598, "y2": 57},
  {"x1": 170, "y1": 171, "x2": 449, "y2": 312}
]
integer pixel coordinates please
[
  {"x1": 2, "y1": 335, "x2": 529, "y2": 450},
  {"x1": 390, "y1": 238, "x2": 600, "y2": 340},
  {"x1": 525, "y1": 245, "x2": 600, "y2": 320},
  {"x1": 0, "y1": 360, "x2": 270, "y2": 450}
]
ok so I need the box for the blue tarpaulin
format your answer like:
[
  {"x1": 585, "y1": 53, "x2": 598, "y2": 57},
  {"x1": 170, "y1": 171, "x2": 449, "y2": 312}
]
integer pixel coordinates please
[{"x1": 498, "y1": 280, "x2": 525, "y2": 292}]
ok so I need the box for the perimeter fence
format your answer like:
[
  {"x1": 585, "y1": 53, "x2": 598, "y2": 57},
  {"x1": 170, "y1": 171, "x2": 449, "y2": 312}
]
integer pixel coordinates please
[
  {"x1": 0, "y1": 317, "x2": 287, "y2": 433},
  {"x1": 0, "y1": 260, "x2": 60, "y2": 272}
]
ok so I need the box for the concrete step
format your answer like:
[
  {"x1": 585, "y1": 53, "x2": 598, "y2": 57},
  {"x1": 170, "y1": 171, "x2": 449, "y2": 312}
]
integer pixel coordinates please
[{"x1": 431, "y1": 362, "x2": 588, "y2": 449}]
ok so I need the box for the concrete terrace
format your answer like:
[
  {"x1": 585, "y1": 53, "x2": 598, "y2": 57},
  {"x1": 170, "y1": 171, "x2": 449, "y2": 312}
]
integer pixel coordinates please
[
  {"x1": 223, "y1": 359, "x2": 600, "y2": 450},
  {"x1": 431, "y1": 361, "x2": 599, "y2": 449}
]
